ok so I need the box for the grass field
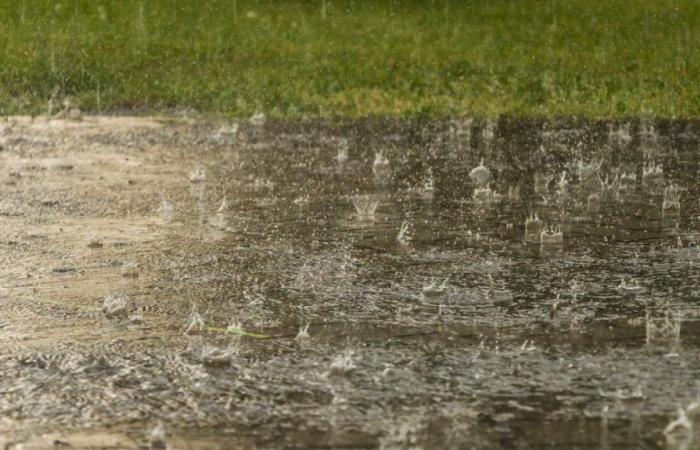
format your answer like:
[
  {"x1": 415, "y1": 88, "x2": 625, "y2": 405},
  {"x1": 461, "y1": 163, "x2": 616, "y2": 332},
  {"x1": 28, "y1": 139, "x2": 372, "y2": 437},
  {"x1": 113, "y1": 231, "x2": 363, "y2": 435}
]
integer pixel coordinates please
[{"x1": 0, "y1": 0, "x2": 698, "y2": 118}]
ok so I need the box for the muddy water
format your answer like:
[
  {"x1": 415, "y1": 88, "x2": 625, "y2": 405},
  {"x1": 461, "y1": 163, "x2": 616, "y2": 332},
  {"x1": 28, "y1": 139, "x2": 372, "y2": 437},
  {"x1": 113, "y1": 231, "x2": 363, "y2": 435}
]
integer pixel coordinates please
[{"x1": 0, "y1": 116, "x2": 699, "y2": 449}]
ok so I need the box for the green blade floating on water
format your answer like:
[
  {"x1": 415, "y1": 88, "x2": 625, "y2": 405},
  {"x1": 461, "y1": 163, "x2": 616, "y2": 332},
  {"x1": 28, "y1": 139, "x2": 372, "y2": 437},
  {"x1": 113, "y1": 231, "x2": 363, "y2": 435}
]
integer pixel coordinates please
[{"x1": 207, "y1": 326, "x2": 270, "y2": 339}]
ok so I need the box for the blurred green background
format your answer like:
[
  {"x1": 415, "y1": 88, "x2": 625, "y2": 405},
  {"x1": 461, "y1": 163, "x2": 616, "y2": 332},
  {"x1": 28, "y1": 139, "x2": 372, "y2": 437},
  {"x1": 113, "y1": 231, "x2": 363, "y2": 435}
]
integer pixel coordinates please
[{"x1": 0, "y1": 0, "x2": 697, "y2": 117}]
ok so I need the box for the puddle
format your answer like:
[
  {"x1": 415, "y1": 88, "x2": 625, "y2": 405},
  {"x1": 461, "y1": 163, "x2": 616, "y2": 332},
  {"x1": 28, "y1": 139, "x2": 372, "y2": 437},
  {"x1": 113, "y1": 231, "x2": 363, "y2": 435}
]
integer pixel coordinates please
[{"x1": 0, "y1": 116, "x2": 699, "y2": 448}]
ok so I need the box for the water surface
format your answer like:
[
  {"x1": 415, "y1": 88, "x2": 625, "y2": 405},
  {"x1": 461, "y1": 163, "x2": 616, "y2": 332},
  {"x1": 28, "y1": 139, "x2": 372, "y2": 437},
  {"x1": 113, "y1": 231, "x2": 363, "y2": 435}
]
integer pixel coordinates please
[{"x1": 0, "y1": 116, "x2": 698, "y2": 449}]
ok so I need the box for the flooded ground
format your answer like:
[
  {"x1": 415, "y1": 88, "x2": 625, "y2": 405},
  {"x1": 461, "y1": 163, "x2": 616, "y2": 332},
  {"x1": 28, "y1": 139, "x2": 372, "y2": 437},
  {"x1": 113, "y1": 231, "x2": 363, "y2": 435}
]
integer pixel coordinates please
[{"x1": 0, "y1": 115, "x2": 699, "y2": 449}]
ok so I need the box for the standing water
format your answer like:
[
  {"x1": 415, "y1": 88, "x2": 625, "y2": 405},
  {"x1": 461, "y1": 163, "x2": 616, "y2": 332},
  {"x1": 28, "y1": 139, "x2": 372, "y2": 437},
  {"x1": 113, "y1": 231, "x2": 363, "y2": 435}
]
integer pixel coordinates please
[{"x1": 0, "y1": 116, "x2": 699, "y2": 449}]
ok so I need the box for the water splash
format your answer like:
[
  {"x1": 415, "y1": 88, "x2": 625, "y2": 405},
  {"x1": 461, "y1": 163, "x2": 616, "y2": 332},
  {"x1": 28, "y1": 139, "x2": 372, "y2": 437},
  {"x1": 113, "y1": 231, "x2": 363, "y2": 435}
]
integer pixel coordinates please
[
  {"x1": 534, "y1": 171, "x2": 550, "y2": 194},
  {"x1": 336, "y1": 147, "x2": 349, "y2": 165},
  {"x1": 184, "y1": 305, "x2": 206, "y2": 335},
  {"x1": 87, "y1": 235, "x2": 104, "y2": 249},
  {"x1": 556, "y1": 171, "x2": 568, "y2": 197},
  {"x1": 293, "y1": 195, "x2": 310, "y2": 205},
  {"x1": 488, "y1": 274, "x2": 513, "y2": 306},
  {"x1": 587, "y1": 192, "x2": 601, "y2": 214},
  {"x1": 252, "y1": 178, "x2": 274, "y2": 191},
  {"x1": 663, "y1": 406, "x2": 693, "y2": 437},
  {"x1": 326, "y1": 350, "x2": 356, "y2": 377},
  {"x1": 640, "y1": 120, "x2": 660, "y2": 156},
  {"x1": 249, "y1": 112, "x2": 266, "y2": 127},
  {"x1": 643, "y1": 162, "x2": 663, "y2": 190},
  {"x1": 607, "y1": 123, "x2": 632, "y2": 147},
  {"x1": 103, "y1": 293, "x2": 129, "y2": 320},
  {"x1": 482, "y1": 119, "x2": 496, "y2": 147},
  {"x1": 335, "y1": 139, "x2": 349, "y2": 164},
  {"x1": 121, "y1": 262, "x2": 139, "y2": 279},
  {"x1": 211, "y1": 123, "x2": 239, "y2": 144},
  {"x1": 617, "y1": 171, "x2": 637, "y2": 197},
  {"x1": 468, "y1": 158, "x2": 492, "y2": 185},
  {"x1": 663, "y1": 185, "x2": 682, "y2": 218},
  {"x1": 201, "y1": 343, "x2": 237, "y2": 366},
  {"x1": 373, "y1": 151, "x2": 390, "y2": 174},
  {"x1": 420, "y1": 168, "x2": 435, "y2": 198},
  {"x1": 576, "y1": 159, "x2": 602, "y2": 185},
  {"x1": 507, "y1": 185, "x2": 520, "y2": 201},
  {"x1": 616, "y1": 278, "x2": 644, "y2": 296},
  {"x1": 54, "y1": 97, "x2": 82, "y2": 120},
  {"x1": 217, "y1": 196, "x2": 228, "y2": 214},
  {"x1": 422, "y1": 277, "x2": 449, "y2": 298},
  {"x1": 524, "y1": 214, "x2": 542, "y2": 243},
  {"x1": 646, "y1": 311, "x2": 681, "y2": 346},
  {"x1": 379, "y1": 415, "x2": 425, "y2": 450},
  {"x1": 149, "y1": 422, "x2": 167, "y2": 450},
  {"x1": 352, "y1": 195, "x2": 379, "y2": 220},
  {"x1": 295, "y1": 324, "x2": 311, "y2": 347},
  {"x1": 210, "y1": 196, "x2": 229, "y2": 229},
  {"x1": 210, "y1": 213, "x2": 228, "y2": 230},
  {"x1": 189, "y1": 165, "x2": 207, "y2": 183},
  {"x1": 472, "y1": 186, "x2": 500, "y2": 203},
  {"x1": 157, "y1": 198, "x2": 175, "y2": 221},
  {"x1": 396, "y1": 221, "x2": 412, "y2": 246},
  {"x1": 129, "y1": 307, "x2": 145, "y2": 325},
  {"x1": 540, "y1": 225, "x2": 563, "y2": 245}
]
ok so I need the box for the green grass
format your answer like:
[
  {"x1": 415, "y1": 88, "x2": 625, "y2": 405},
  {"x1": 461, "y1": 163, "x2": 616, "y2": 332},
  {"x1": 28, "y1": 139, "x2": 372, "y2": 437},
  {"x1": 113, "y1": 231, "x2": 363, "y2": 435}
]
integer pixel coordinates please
[{"x1": 0, "y1": 0, "x2": 698, "y2": 118}]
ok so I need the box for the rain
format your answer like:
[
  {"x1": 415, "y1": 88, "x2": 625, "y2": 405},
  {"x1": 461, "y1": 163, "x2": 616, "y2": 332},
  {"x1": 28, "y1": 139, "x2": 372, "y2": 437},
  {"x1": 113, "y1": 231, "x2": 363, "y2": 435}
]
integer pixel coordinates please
[{"x1": 0, "y1": 1, "x2": 699, "y2": 449}]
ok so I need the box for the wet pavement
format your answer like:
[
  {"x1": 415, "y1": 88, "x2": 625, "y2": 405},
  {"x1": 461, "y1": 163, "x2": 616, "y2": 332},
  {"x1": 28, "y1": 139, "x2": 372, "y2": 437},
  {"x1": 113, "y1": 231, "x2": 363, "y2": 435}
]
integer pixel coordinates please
[{"x1": 0, "y1": 115, "x2": 699, "y2": 448}]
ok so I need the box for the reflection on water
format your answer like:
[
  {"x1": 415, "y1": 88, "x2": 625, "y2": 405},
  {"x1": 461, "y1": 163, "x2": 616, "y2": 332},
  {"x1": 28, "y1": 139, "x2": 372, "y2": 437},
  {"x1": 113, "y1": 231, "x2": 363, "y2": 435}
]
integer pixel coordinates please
[{"x1": 0, "y1": 117, "x2": 699, "y2": 448}]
